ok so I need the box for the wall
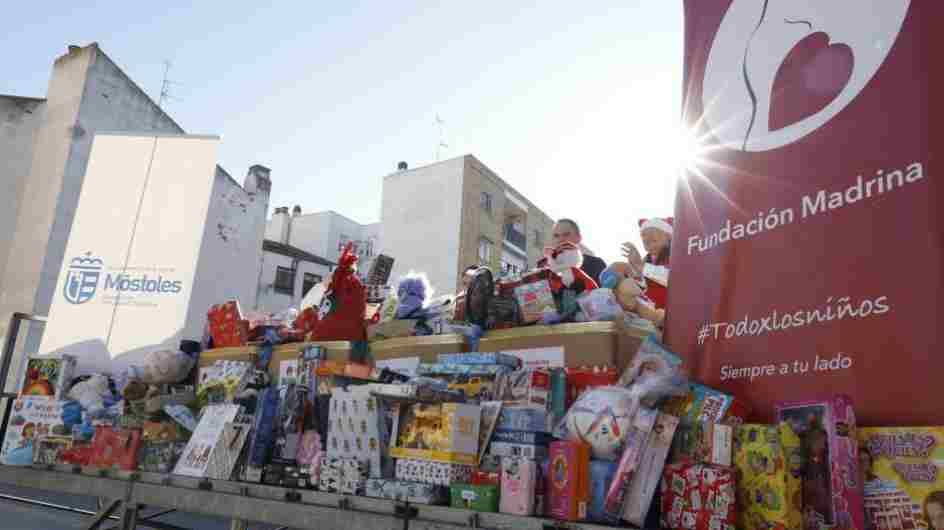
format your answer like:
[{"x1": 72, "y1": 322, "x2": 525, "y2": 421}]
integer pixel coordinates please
[
  {"x1": 256, "y1": 251, "x2": 331, "y2": 313},
  {"x1": 0, "y1": 95, "x2": 46, "y2": 291},
  {"x1": 381, "y1": 157, "x2": 465, "y2": 296},
  {"x1": 266, "y1": 211, "x2": 381, "y2": 278}
]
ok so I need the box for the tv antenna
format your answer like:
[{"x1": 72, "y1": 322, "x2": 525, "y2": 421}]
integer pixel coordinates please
[
  {"x1": 435, "y1": 114, "x2": 448, "y2": 161},
  {"x1": 158, "y1": 60, "x2": 182, "y2": 110}
]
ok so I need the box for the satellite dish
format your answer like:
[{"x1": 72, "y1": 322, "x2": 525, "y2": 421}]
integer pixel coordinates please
[{"x1": 465, "y1": 267, "x2": 494, "y2": 327}]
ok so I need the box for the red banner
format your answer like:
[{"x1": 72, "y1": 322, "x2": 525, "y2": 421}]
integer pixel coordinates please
[{"x1": 668, "y1": 0, "x2": 942, "y2": 425}]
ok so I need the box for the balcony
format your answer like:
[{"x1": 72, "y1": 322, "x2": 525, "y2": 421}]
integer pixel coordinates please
[{"x1": 503, "y1": 224, "x2": 526, "y2": 254}]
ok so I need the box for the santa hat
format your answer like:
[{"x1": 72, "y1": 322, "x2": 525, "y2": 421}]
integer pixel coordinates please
[{"x1": 638, "y1": 217, "x2": 674, "y2": 236}]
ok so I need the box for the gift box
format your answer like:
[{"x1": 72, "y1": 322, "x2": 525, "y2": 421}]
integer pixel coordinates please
[
  {"x1": 777, "y1": 395, "x2": 863, "y2": 530},
  {"x1": 438, "y1": 352, "x2": 521, "y2": 368},
  {"x1": 0, "y1": 398, "x2": 67, "y2": 465},
  {"x1": 91, "y1": 426, "x2": 142, "y2": 471},
  {"x1": 663, "y1": 383, "x2": 751, "y2": 429},
  {"x1": 208, "y1": 300, "x2": 249, "y2": 348},
  {"x1": 501, "y1": 456, "x2": 537, "y2": 516},
  {"x1": 33, "y1": 435, "x2": 73, "y2": 465},
  {"x1": 587, "y1": 460, "x2": 619, "y2": 523},
  {"x1": 661, "y1": 463, "x2": 737, "y2": 530},
  {"x1": 621, "y1": 412, "x2": 680, "y2": 526},
  {"x1": 365, "y1": 478, "x2": 448, "y2": 504},
  {"x1": 734, "y1": 423, "x2": 803, "y2": 530},
  {"x1": 139, "y1": 441, "x2": 186, "y2": 473},
  {"x1": 450, "y1": 484, "x2": 499, "y2": 513},
  {"x1": 326, "y1": 387, "x2": 388, "y2": 477},
  {"x1": 548, "y1": 440, "x2": 591, "y2": 521},
  {"x1": 390, "y1": 402, "x2": 481, "y2": 465},
  {"x1": 672, "y1": 421, "x2": 734, "y2": 467},
  {"x1": 603, "y1": 407, "x2": 660, "y2": 521},
  {"x1": 19, "y1": 355, "x2": 76, "y2": 399},
  {"x1": 395, "y1": 458, "x2": 474, "y2": 486},
  {"x1": 859, "y1": 427, "x2": 944, "y2": 530}
]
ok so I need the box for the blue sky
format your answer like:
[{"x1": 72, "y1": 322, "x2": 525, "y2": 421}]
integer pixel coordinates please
[{"x1": 3, "y1": 1, "x2": 685, "y2": 264}]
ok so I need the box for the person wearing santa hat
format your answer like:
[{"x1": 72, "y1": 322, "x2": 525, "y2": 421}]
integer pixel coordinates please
[{"x1": 621, "y1": 217, "x2": 673, "y2": 309}]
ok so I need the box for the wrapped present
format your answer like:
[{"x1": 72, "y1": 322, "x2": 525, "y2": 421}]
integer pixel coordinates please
[
  {"x1": 207, "y1": 300, "x2": 248, "y2": 348},
  {"x1": 20, "y1": 355, "x2": 76, "y2": 399},
  {"x1": 450, "y1": 484, "x2": 499, "y2": 512},
  {"x1": 621, "y1": 412, "x2": 680, "y2": 526},
  {"x1": 588, "y1": 460, "x2": 619, "y2": 523},
  {"x1": 663, "y1": 383, "x2": 750, "y2": 429},
  {"x1": 0, "y1": 398, "x2": 67, "y2": 465},
  {"x1": 139, "y1": 441, "x2": 186, "y2": 473},
  {"x1": 390, "y1": 402, "x2": 481, "y2": 465},
  {"x1": 437, "y1": 352, "x2": 521, "y2": 368},
  {"x1": 395, "y1": 458, "x2": 474, "y2": 486},
  {"x1": 604, "y1": 407, "x2": 660, "y2": 520},
  {"x1": 33, "y1": 435, "x2": 73, "y2": 465},
  {"x1": 859, "y1": 427, "x2": 944, "y2": 530},
  {"x1": 661, "y1": 463, "x2": 737, "y2": 530},
  {"x1": 734, "y1": 423, "x2": 803, "y2": 530},
  {"x1": 672, "y1": 421, "x2": 734, "y2": 467},
  {"x1": 365, "y1": 478, "x2": 447, "y2": 504},
  {"x1": 777, "y1": 396, "x2": 863, "y2": 530},
  {"x1": 501, "y1": 456, "x2": 537, "y2": 516},
  {"x1": 548, "y1": 440, "x2": 591, "y2": 521},
  {"x1": 91, "y1": 426, "x2": 142, "y2": 471},
  {"x1": 340, "y1": 458, "x2": 368, "y2": 495}
]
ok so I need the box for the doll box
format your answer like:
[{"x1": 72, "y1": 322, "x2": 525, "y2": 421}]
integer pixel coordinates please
[
  {"x1": 365, "y1": 478, "x2": 447, "y2": 504},
  {"x1": 622, "y1": 412, "x2": 680, "y2": 526},
  {"x1": 776, "y1": 395, "x2": 863, "y2": 530},
  {"x1": 548, "y1": 440, "x2": 591, "y2": 521},
  {"x1": 661, "y1": 462, "x2": 737, "y2": 530},
  {"x1": 395, "y1": 457, "x2": 474, "y2": 486},
  {"x1": 734, "y1": 423, "x2": 803, "y2": 530},
  {"x1": 662, "y1": 383, "x2": 751, "y2": 429},
  {"x1": 671, "y1": 421, "x2": 734, "y2": 467},
  {"x1": 450, "y1": 484, "x2": 499, "y2": 513},
  {"x1": 389, "y1": 402, "x2": 481, "y2": 465},
  {"x1": 858, "y1": 426, "x2": 944, "y2": 530}
]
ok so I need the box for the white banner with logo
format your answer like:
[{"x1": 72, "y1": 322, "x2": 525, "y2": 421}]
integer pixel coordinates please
[{"x1": 40, "y1": 133, "x2": 219, "y2": 374}]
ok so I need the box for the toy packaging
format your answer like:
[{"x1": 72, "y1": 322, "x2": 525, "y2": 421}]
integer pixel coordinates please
[
  {"x1": 20, "y1": 355, "x2": 76, "y2": 399},
  {"x1": 1, "y1": 397, "x2": 67, "y2": 465},
  {"x1": 554, "y1": 386, "x2": 641, "y2": 461},
  {"x1": 491, "y1": 430, "x2": 553, "y2": 446},
  {"x1": 91, "y1": 427, "x2": 142, "y2": 471},
  {"x1": 621, "y1": 412, "x2": 680, "y2": 526},
  {"x1": 511, "y1": 275, "x2": 557, "y2": 324},
  {"x1": 205, "y1": 415, "x2": 252, "y2": 480},
  {"x1": 139, "y1": 441, "x2": 186, "y2": 473},
  {"x1": 497, "y1": 406, "x2": 548, "y2": 433},
  {"x1": 548, "y1": 440, "x2": 591, "y2": 521},
  {"x1": 604, "y1": 407, "x2": 659, "y2": 520},
  {"x1": 776, "y1": 395, "x2": 863, "y2": 530},
  {"x1": 437, "y1": 352, "x2": 521, "y2": 368},
  {"x1": 33, "y1": 435, "x2": 73, "y2": 465},
  {"x1": 661, "y1": 462, "x2": 737, "y2": 530},
  {"x1": 500, "y1": 456, "x2": 538, "y2": 515},
  {"x1": 496, "y1": 368, "x2": 550, "y2": 408},
  {"x1": 174, "y1": 404, "x2": 241, "y2": 477},
  {"x1": 576, "y1": 288, "x2": 623, "y2": 322},
  {"x1": 662, "y1": 382, "x2": 751, "y2": 428},
  {"x1": 390, "y1": 402, "x2": 481, "y2": 465},
  {"x1": 858, "y1": 427, "x2": 944, "y2": 530},
  {"x1": 672, "y1": 421, "x2": 734, "y2": 467},
  {"x1": 734, "y1": 422, "x2": 803, "y2": 530},
  {"x1": 488, "y1": 442, "x2": 548, "y2": 459},
  {"x1": 319, "y1": 457, "x2": 343, "y2": 492},
  {"x1": 395, "y1": 457, "x2": 474, "y2": 486},
  {"x1": 477, "y1": 401, "x2": 503, "y2": 465},
  {"x1": 326, "y1": 387, "x2": 388, "y2": 476},
  {"x1": 207, "y1": 300, "x2": 248, "y2": 348},
  {"x1": 471, "y1": 470, "x2": 500, "y2": 487},
  {"x1": 450, "y1": 483, "x2": 499, "y2": 512},
  {"x1": 340, "y1": 458, "x2": 369, "y2": 495},
  {"x1": 365, "y1": 478, "x2": 448, "y2": 504},
  {"x1": 588, "y1": 460, "x2": 619, "y2": 523}
]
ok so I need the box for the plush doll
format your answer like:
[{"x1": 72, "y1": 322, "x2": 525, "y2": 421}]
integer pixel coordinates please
[
  {"x1": 310, "y1": 243, "x2": 367, "y2": 342},
  {"x1": 600, "y1": 263, "x2": 665, "y2": 327},
  {"x1": 544, "y1": 241, "x2": 598, "y2": 295},
  {"x1": 395, "y1": 272, "x2": 432, "y2": 319}
]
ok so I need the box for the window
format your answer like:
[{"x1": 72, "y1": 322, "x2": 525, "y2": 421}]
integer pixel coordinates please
[
  {"x1": 274, "y1": 266, "x2": 296, "y2": 295},
  {"x1": 480, "y1": 192, "x2": 492, "y2": 213},
  {"x1": 302, "y1": 273, "x2": 322, "y2": 297},
  {"x1": 533, "y1": 229, "x2": 544, "y2": 247},
  {"x1": 478, "y1": 238, "x2": 492, "y2": 265}
]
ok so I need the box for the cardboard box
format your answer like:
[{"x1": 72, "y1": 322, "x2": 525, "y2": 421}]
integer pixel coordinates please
[
  {"x1": 622, "y1": 412, "x2": 680, "y2": 526},
  {"x1": 198, "y1": 340, "x2": 353, "y2": 383},
  {"x1": 548, "y1": 440, "x2": 591, "y2": 521},
  {"x1": 734, "y1": 423, "x2": 803, "y2": 530},
  {"x1": 671, "y1": 421, "x2": 734, "y2": 467},
  {"x1": 776, "y1": 395, "x2": 863, "y2": 530},
  {"x1": 369, "y1": 334, "x2": 467, "y2": 364},
  {"x1": 450, "y1": 484, "x2": 499, "y2": 512},
  {"x1": 438, "y1": 352, "x2": 520, "y2": 368},
  {"x1": 390, "y1": 402, "x2": 481, "y2": 465},
  {"x1": 478, "y1": 322, "x2": 616, "y2": 368},
  {"x1": 663, "y1": 383, "x2": 751, "y2": 429},
  {"x1": 661, "y1": 463, "x2": 737, "y2": 530},
  {"x1": 395, "y1": 458, "x2": 474, "y2": 486},
  {"x1": 499, "y1": 457, "x2": 538, "y2": 515},
  {"x1": 859, "y1": 427, "x2": 944, "y2": 530},
  {"x1": 365, "y1": 478, "x2": 447, "y2": 504}
]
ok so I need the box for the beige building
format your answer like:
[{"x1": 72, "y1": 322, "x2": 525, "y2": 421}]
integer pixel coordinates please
[{"x1": 380, "y1": 155, "x2": 562, "y2": 295}]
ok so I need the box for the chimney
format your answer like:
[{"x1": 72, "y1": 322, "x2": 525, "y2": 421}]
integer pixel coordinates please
[
  {"x1": 397, "y1": 161, "x2": 408, "y2": 171},
  {"x1": 245, "y1": 164, "x2": 272, "y2": 194},
  {"x1": 272, "y1": 206, "x2": 291, "y2": 244},
  {"x1": 292, "y1": 205, "x2": 301, "y2": 217}
]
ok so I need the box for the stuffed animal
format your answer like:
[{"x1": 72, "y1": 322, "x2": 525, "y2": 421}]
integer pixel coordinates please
[
  {"x1": 544, "y1": 242, "x2": 598, "y2": 295},
  {"x1": 600, "y1": 263, "x2": 665, "y2": 327},
  {"x1": 310, "y1": 243, "x2": 367, "y2": 342},
  {"x1": 395, "y1": 272, "x2": 432, "y2": 319}
]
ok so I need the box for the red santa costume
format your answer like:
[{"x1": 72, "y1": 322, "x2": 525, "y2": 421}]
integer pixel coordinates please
[
  {"x1": 544, "y1": 241, "x2": 598, "y2": 295},
  {"x1": 638, "y1": 217, "x2": 672, "y2": 310}
]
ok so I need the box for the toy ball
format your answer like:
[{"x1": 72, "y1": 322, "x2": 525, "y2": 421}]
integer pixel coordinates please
[{"x1": 564, "y1": 387, "x2": 638, "y2": 460}]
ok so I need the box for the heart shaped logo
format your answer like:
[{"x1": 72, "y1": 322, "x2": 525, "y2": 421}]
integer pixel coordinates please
[{"x1": 769, "y1": 32, "x2": 854, "y2": 132}]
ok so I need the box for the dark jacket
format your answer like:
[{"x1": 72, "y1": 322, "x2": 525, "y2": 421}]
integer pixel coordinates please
[{"x1": 580, "y1": 254, "x2": 607, "y2": 286}]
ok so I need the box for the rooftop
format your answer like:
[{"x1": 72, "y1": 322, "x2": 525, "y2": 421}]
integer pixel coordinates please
[{"x1": 263, "y1": 239, "x2": 336, "y2": 267}]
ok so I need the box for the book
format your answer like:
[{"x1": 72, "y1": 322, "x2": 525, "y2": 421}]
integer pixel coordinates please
[{"x1": 1, "y1": 398, "x2": 67, "y2": 465}]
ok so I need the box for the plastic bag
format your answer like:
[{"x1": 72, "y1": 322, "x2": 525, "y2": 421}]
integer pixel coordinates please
[
  {"x1": 127, "y1": 349, "x2": 195, "y2": 385},
  {"x1": 67, "y1": 374, "x2": 113, "y2": 415},
  {"x1": 553, "y1": 386, "x2": 641, "y2": 461},
  {"x1": 576, "y1": 288, "x2": 623, "y2": 322}
]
